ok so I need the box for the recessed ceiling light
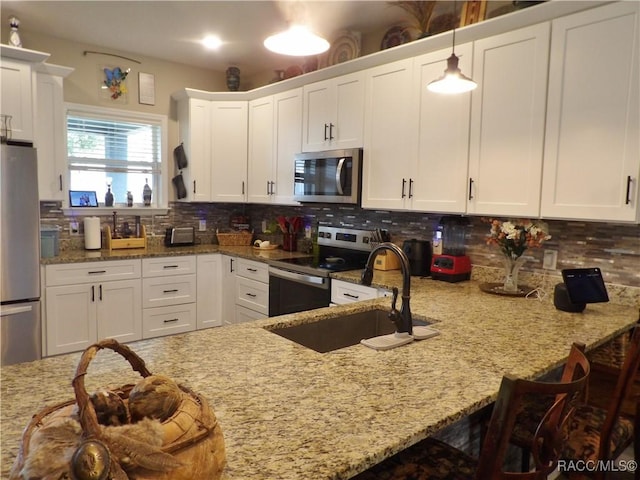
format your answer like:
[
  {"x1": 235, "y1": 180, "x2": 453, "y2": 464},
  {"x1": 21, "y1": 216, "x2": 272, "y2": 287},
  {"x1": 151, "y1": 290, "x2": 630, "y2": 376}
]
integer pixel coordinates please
[{"x1": 202, "y1": 35, "x2": 222, "y2": 50}]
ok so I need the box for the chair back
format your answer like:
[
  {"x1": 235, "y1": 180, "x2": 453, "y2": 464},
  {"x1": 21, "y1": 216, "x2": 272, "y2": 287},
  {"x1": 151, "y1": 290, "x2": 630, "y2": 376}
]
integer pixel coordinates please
[
  {"x1": 476, "y1": 342, "x2": 590, "y2": 479},
  {"x1": 598, "y1": 325, "x2": 640, "y2": 461}
]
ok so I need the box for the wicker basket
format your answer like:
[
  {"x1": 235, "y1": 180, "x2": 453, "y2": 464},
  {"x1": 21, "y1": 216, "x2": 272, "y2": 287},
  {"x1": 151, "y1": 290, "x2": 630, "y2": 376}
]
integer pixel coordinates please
[
  {"x1": 10, "y1": 339, "x2": 226, "y2": 480},
  {"x1": 216, "y1": 229, "x2": 253, "y2": 246}
]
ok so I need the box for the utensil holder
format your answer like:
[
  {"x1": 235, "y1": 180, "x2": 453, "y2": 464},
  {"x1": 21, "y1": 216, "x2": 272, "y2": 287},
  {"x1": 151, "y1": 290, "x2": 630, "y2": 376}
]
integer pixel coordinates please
[{"x1": 282, "y1": 233, "x2": 296, "y2": 251}]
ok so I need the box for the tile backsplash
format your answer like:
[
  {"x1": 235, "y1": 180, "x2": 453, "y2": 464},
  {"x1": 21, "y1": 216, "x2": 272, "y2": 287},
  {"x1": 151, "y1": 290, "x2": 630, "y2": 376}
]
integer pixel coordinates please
[{"x1": 41, "y1": 201, "x2": 640, "y2": 290}]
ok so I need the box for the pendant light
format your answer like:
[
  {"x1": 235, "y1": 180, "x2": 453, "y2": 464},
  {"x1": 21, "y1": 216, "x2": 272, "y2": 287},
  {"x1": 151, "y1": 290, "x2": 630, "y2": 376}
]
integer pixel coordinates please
[
  {"x1": 427, "y1": 1, "x2": 477, "y2": 94},
  {"x1": 264, "y1": 24, "x2": 329, "y2": 56}
]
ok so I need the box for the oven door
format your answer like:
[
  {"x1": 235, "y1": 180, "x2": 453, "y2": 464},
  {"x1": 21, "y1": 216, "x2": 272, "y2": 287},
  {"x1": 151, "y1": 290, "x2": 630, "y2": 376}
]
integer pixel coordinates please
[{"x1": 268, "y1": 267, "x2": 330, "y2": 317}]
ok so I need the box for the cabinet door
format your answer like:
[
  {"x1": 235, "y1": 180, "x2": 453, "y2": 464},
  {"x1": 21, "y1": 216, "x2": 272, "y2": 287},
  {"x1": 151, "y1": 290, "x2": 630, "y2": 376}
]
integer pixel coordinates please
[
  {"x1": 142, "y1": 274, "x2": 196, "y2": 308},
  {"x1": 221, "y1": 255, "x2": 237, "y2": 325},
  {"x1": 35, "y1": 70, "x2": 67, "y2": 200},
  {"x1": 177, "y1": 98, "x2": 211, "y2": 202},
  {"x1": 211, "y1": 101, "x2": 248, "y2": 203},
  {"x1": 302, "y1": 80, "x2": 332, "y2": 151},
  {"x1": 273, "y1": 88, "x2": 302, "y2": 205},
  {"x1": 45, "y1": 284, "x2": 96, "y2": 355},
  {"x1": 196, "y1": 254, "x2": 222, "y2": 329},
  {"x1": 332, "y1": 71, "x2": 365, "y2": 149},
  {"x1": 410, "y1": 44, "x2": 472, "y2": 214},
  {"x1": 247, "y1": 96, "x2": 274, "y2": 204},
  {"x1": 541, "y1": 2, "x2": 640, "y2": 222},
  {"x1": 97, "y1": 279, "x2": 142, "y2": 343},
  {"x1": 143, "y1": 303, "x2": 196, "y2": 339},
  {"x1": 362, "y1": 58, "x2": 416, "y2": 210},
  {"x1": 0, "y1": 58, "x2": 33, "y2": 141},
  {"x1": 467, "y1": 23, "x2": 550, "y2": 217}
]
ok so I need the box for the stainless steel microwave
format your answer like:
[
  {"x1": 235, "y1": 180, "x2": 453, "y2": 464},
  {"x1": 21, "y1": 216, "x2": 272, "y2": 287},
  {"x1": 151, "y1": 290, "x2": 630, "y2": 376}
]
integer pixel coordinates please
[{"x1": 293, "y1": 148, "x2": 362, "y2": 204}]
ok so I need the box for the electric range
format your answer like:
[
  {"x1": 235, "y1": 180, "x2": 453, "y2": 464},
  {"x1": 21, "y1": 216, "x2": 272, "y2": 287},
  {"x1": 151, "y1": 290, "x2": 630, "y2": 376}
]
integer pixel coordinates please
[
  {"x1": 269, "y1": 226, "x2": 373, "y2": 277},
  {"x1": 268, "y1": 226, "x2": 374, "y2": 316}
]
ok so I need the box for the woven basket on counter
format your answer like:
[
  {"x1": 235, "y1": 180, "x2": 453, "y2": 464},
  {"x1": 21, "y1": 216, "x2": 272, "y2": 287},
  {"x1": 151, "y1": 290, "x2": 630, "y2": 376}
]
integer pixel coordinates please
[
  {"x1": 216, "y1": 229, "x2": 253, "y2": 246},
  {"x1": 9, "y1": 339, "x2": 226, "y2": 480}
]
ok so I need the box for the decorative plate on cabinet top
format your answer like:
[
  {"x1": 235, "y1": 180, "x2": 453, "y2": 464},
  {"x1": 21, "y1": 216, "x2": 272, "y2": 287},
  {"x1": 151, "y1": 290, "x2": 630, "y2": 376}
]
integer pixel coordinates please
[
  {"x1": 327, "y1": 30, "x2": 361, "y2": 66},
  {"x1": 381, "y1": 26, "x2": 412, "y2": 50},
  {"x1": 284, "y1": 65, "x2": 303, "y2": 79}
]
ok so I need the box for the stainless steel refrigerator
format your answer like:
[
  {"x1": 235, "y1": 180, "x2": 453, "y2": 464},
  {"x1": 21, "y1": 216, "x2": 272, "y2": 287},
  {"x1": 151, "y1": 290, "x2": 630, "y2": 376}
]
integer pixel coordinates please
[{"x1": 1, "y1": 142, "x2": 42, "y2": 365}]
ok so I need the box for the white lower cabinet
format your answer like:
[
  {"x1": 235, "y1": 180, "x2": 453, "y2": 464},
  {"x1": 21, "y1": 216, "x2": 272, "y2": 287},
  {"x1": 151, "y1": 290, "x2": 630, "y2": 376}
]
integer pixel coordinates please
[
  {"x1": 331, "y1": 279, "x2": 380, "y2": 305},
  {"x1": 44, "y1": 260, "x2": 142, "y2": 356},
  {"x1": 220, "y1": 255, "x2": 238, "y2": 325},
  {"x1": 142, "y1": 256, "x2": 196, "y2": 338},
  {"x1": 196, "y1": 254, "x2": 223, "y2": 329},
  {"x1": 235, "y1": 258, "x2": 269, "y2": 322}
]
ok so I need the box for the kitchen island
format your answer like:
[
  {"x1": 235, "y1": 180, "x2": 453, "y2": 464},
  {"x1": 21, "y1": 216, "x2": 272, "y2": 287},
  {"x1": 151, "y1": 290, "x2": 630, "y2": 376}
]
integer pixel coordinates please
[{"x1": 2, "y1": 275, "x2": 637, "y2": 479}]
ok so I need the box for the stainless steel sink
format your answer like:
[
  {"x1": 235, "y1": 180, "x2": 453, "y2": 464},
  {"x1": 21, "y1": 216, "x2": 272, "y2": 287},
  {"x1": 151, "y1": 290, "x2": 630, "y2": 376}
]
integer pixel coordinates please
[{"x1": 267, "y1": 309, "x2": 433, "y2": 353}]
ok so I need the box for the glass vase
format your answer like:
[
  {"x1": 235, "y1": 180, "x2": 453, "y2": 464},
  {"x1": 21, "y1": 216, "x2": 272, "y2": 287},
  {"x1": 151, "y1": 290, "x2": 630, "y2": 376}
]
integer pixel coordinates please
[{"x1": 503, "y1": 256, "x2": 526, "y2": 293}]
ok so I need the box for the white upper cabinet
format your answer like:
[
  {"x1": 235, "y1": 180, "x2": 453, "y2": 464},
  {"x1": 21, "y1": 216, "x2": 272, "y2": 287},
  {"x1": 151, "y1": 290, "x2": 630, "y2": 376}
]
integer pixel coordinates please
[
  {"x1": 248, "y1": 88, "x2": 302, "y2": 205},
  {"x1": 467, "y1": 22, "x2": 550, "y2": 217},
  {"x1": 247, "y1": 96, "x2": 274, "y2": 204},
  {"x1": 1, "y1": 46, "x2": 50, "y2": 142},
  {"x1": 0, "y1": 58, "x2": 34, "y2": 142},
  {"x1": 541, "y1": 2, "x2": 640, "y2": 222},
  {"x1": 177, "y1": 97, "x2": 212, "y2": 202},
  {"x1": 410, "y1": 44, "x2": 473, "y2": 214},
  {"x1": 210, "y1": 101, "x2": 248, "y2": 203},
  {"x1": 272, "y1": 88, "x2": 302, "y2": 205},
  {"x1": 302, "y1": 71, "x2": 364, "y2": 152},
  {"x1": 177, "y1": 97, "x2": 248, "y2": 202},
  {"x1": 361, "y1": 58, "x2": 417, "y2": 210},
  {"x1": 34, "y1": 64, "x2": 74, "y2": 201}
]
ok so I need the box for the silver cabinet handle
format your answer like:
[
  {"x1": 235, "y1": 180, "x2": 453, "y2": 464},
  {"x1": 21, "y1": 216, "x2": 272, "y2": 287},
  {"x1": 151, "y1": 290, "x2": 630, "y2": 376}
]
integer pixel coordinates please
[
  {"x1": 245, "y1": 292, "x2": 257, "y2": 298},
  {"x1": 88, "y1": 270, "x2": 106, "y2": 275},
  {"x1": 163, "y1": 265, "x2": 179, "y2": 269},
  {"x1": 230, "y1": 258, "x2": 235, "y2": 273},
  {"x1": 91, "y1": 285, "x2": 95, "y2": 302},
  {"x1": 99, "y1": 284, "x2": 102, "y2": 301},
  {"x1": 329, "y1": 123, "x2": 335, "y2": 140},
  {"x1": 163, "y1": 318, "x2": 179, "y2": 323},
  {"x1": 324, "y1": 123, "x2": 329, "y2": 141},
  {"x1": 409, "y1": 178, "x2": 414, "y2": 198},
  {"x1": 344, "y1": 293, "x2": 360, "y2": 299},
  {"x1": 626, "y1": 176, "x2": 633, "y2": 205},
  {"x1": 401, "y1": 178, "x2": 407, "y2": 198},
  {"x1": 468, "y1": 178, "x2": 474, "y2": 200},
  {"x1": 163, "y1": 289, "x2": 178, "y2": 294}
]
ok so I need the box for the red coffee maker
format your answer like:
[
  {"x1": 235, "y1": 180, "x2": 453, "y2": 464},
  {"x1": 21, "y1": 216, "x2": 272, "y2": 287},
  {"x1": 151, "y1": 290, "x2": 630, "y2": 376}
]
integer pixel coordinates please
[{"x1": 431, "y1": 216, "x2": 472, "y2": 282}]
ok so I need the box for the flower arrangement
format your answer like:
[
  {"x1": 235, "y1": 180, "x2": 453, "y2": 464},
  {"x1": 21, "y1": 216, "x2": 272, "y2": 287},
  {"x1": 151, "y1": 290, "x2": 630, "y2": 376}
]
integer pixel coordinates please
[{"x1": 486, "y1": 218, "x2": 551, "y2": 260}]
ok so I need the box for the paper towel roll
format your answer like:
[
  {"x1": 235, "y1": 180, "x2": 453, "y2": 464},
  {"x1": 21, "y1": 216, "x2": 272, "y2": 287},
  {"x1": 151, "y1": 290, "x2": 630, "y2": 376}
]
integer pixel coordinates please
[{"x1": 84, "y1": 217, "x2": 101, "y2": 250}]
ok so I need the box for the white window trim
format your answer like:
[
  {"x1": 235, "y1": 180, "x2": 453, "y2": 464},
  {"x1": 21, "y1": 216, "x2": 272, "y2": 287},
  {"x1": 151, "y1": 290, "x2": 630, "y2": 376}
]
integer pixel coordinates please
[{"x1": 62, "y1": 102, "x2": 169, "y2": 213}]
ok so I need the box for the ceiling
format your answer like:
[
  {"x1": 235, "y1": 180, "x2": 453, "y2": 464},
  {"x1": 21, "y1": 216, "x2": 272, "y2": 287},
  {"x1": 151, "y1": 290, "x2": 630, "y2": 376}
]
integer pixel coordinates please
[{"x1": 1, "y1": 1, "x2": 413, "y2": 77}]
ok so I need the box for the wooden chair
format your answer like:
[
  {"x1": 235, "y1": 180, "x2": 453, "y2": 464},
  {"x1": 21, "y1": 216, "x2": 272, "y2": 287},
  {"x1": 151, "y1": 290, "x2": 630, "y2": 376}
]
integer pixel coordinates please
[
  {"x1": 512, "y1": 326, "x2": 640, "y2": 480},
  {"x1": 353, "y1": 342, "x2": 590, "y2": 480}
]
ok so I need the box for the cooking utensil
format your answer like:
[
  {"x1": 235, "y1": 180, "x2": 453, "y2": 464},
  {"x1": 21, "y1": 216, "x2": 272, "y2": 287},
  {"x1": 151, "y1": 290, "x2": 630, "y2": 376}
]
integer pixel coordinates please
[{"x1": 277, "y1": 216, "x2": 288, "y2": 233}]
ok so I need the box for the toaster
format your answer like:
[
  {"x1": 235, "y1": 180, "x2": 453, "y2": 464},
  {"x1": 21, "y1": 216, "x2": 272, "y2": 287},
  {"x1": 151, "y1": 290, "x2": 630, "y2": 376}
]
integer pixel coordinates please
[{"x1": 164, "y1": 227, "x2": 195, "y2": 246}]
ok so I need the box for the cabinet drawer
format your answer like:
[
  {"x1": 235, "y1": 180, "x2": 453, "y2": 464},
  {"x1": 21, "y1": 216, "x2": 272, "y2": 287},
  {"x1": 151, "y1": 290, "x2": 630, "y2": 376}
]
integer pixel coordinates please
[
  {"x1": 142, "y1": 256, "x2": 196, "y2": 277},
  {"x1": 235, "y1": 258, "x2": 269, "y2": 283},
  {"x1": 142, "y1": 303, "x2": 196, "y2": 339},
  {"x1": 142, "y1": 274, "x2": 196, "y2": 308},
  {"x1": 45, "y1": 260, "x2": 141, "y2": 286},
  {"x1": 235, "y1": 276, "x2": 269, "y2": 315},
  {"x1": 236, "y1": 305, "x2": 268, "y2": 323},
  {"x1": 331, "y1": 280, "x2": 378, "y2": 305}
]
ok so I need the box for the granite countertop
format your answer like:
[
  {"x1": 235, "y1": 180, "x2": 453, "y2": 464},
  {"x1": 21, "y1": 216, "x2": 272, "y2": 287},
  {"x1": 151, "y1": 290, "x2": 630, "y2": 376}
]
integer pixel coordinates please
[
  {"x1": 2, "y1": 273, "x2": 638, "y2": 479},
  {"x1": 40, "y1": 243, "x2": 312, "y2": 264}
]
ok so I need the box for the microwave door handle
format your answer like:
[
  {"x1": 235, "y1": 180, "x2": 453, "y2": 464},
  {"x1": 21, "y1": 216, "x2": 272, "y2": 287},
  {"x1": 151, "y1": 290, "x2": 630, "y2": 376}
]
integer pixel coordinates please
[{"x1": 335, "y1": 157, "x2": 346, "y2": 195}]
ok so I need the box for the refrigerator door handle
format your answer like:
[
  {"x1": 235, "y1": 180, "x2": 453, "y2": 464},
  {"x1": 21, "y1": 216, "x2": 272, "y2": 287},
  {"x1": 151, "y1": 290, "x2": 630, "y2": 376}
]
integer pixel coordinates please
[{"x1": 0, "y1": 304, "x2": 33, "y2": 316}]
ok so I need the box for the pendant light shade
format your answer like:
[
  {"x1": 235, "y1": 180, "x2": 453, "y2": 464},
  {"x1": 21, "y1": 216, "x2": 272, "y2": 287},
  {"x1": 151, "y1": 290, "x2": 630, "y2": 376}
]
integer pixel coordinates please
[
  {"x1": 264, "y1": 25, "x2": 330, "y2": 56},
  {"x1": 427, "y1": 0, "x2": 477, "y2": 94},
  {"x1": 427, "y1": 53, "x2": 477, "y2": 94}
]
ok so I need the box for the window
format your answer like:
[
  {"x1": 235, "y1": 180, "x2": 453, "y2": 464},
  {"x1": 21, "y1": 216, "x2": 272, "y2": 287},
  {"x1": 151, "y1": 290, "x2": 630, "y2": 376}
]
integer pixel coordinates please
[{"x1": 66, "y1": 103, "x2": 167, "y2": 208}]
